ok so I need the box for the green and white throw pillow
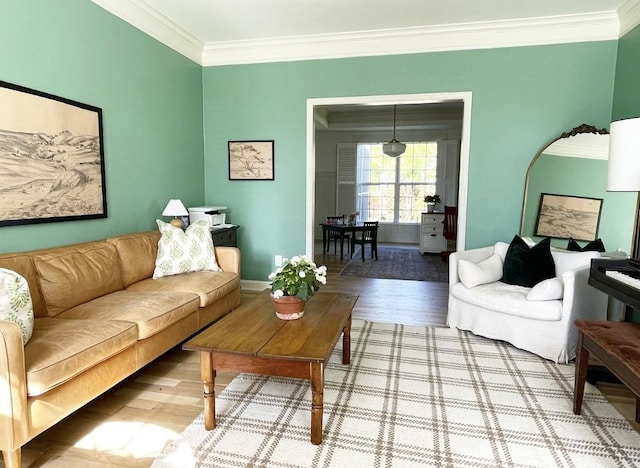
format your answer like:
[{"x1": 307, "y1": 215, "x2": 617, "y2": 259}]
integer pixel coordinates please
[
  {"x1": 0, "y1": 268, "x2": 34, "y2": 345},
  {"x1": 153, "y1": 219, "x2": 222, "y2": 279}
]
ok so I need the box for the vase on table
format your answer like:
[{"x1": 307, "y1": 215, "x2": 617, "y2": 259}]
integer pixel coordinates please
[
  {"x1": 271, "y1": 295, "x2": 306, "y2": 320},
  {"x1": 426, "y1": 203, "x2": 435, "y2": 213}
]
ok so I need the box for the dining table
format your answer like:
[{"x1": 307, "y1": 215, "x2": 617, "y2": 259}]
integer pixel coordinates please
[{"x1": 319, "y1": 222, "x2": 379, "y2": 260}]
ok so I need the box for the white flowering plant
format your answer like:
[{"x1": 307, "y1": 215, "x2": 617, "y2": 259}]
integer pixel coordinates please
[{"x1": 268, "y1": 255, "x2": 327, "y2": 301}]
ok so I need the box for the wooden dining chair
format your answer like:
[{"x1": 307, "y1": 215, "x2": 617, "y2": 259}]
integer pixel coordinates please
[
  {"x1": 350, "y1": 221, "x2": 379, "y2": 261},
  {"x1": 441, "y1": 206, "x2": 458, "y2": 261},
  {"x1": 326, "y1": 215, "x2": 350, "y2": 255}
]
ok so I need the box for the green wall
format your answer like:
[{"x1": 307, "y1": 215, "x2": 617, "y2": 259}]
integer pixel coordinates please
[
  {"x1": 0, "y1": 0, "x2": 204, "y2": 253},
  {"x1": 612, "y1": 24, "x2": 640, "y2": 120},
  {"x1": 203, "y1": 42, "x2": 617, "y2": 281}
]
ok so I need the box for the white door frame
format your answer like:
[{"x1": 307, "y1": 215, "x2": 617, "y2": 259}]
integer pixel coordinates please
[{"x1": 305, "y1": 92, "x2": 473, "y2": 261}]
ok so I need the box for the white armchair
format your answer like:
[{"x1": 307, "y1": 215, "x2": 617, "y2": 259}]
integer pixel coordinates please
[{"x1": 447, "y1": 241, "x2": 608, "y2": 363}]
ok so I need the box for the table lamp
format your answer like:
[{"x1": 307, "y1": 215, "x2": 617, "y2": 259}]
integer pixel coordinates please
[{"x1": 162, "y1": 199, "x2": 188, "y2": 229}]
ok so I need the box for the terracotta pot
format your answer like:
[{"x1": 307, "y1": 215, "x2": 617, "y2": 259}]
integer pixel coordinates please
[{"x1": 271, "y1": 295, "x2": 305, "y2": 320}]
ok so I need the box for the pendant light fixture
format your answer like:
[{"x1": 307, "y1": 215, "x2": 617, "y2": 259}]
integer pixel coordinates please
[{"x1": 382, "y1": 105, "x2": 406, "y2": 157}]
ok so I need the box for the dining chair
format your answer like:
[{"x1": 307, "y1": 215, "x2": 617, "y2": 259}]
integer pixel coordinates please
[
  {"x1": 326, "y1": 215, "x2": 350, "y2": 255},
  {"x1": 350, "y1": 221, "x2": 379, "y2": 261},
  {"x1": 441, "y1": 206, "x2": 458, "y2": 261}
]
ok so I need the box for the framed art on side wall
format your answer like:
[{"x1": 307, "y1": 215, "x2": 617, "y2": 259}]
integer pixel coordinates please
[
  {"x1": 535, "y1": 193, "x2": 603, "y2": 241},
  {"x1": 0, "y1": 80, "x2": 107, "y2": 227},
  {"x1": 228, "y1": 140, "x2": 274, "y2": 180}
]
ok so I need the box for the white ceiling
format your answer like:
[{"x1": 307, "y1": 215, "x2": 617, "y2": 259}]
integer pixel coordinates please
[{"x1": 92, "y1": 0, "x2": 640, "y2": 65}]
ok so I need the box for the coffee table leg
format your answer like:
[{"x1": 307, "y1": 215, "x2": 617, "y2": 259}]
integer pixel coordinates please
[
  {"x1": 573, "y1": 332, "x2": 589, "y2": 415},
  {"x1": 343, "y1": 316, "x2": 351, "y2": 365},
  {"x1": 200, "y1": 351, "x2": 216, "y2": 430},
  {"x1": 310, "y1": 362, "x2": 324, "y2": 445}
]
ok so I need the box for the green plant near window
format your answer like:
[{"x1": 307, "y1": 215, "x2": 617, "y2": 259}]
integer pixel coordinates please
[{"x1": 424, "y1": 194, "x2": 441, "y2": 204}]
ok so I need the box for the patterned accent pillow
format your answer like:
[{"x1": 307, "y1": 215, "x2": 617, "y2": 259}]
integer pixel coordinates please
[
  {"x1": 153, "y1": 219, "x2": 222, "y2": 279},
  {"x1": 0, "y1": 267, "x2": 34, "y2": 345}
]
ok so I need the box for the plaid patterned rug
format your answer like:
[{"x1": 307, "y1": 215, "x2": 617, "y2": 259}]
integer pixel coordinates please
[{"x1": 153, "y1": 321, "x2": 640, "y2": 467}]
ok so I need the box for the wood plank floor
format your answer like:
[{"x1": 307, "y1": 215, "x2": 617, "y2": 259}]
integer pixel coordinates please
[{"x1": 4, "y1": 243, "x2": 638, "y2": 467}]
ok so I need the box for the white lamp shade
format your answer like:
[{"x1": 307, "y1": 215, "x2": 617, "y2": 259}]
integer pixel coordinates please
[
  {"x1": 162, "y1": 199, "x2": 188, "y2": 217},
  {"x1": 607, "y1": 117, "x2": 640, "y2": 191}
]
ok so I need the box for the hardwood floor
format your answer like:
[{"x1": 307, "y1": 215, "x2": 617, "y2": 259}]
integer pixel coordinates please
[{"x1": 4, "y1": 243, "x2": 638, "y2": 467}]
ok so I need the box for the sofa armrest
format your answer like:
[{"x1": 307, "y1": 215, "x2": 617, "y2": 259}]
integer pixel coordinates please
[
  {"x1": 0, "y1": 321, "x2": 29, "y2": 454},
  {"x1": 449, "y1": 246, "x2": 495, "y2": 290},
  {"x1": 561, "y1": 265, "x2": 608, "y2": 322},
  {"x1": 215, "y1": 246, "x2": 241, "y2": 275}
]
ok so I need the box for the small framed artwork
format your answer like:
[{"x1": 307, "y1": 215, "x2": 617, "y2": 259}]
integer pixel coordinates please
[
  {"x1": 0, "y1": 80, "x2": 106, "y2": 227},
  {"x1": 228, "y1": 140, "x2": 274, "y2": 180},
  {"x1": 535, "y1": 193, "x2": 603, "y2": 241}
]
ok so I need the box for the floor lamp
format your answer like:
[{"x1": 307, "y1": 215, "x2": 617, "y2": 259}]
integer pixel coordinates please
[{"x1": 607, "y1": 116, "x2": 640, "y2": 321}]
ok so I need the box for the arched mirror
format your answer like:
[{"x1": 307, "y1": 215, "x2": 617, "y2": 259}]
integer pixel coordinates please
[{"x1": 520, "y1": 124, "x2": 636, "y2": 254}]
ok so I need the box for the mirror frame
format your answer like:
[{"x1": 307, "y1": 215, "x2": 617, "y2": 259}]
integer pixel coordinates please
[{"x1": 519, "y1": 123, "x2": 609, "y2": 237}]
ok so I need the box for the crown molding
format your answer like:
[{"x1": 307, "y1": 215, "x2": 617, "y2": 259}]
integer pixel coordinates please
[
  {"x1": 202, "y1": 13, "x2": 619, "y2": 66},
  {"x1": 91, "y1": 1, "x2": 629, "y2": 67},
  {"x1": 90, "y1": 0, "x2": 203, "y2": 64},
  {"x1": 619, "y1": 0, "x2": 640, "y2": 36}
]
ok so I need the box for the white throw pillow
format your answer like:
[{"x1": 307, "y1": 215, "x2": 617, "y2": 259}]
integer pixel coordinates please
[
  {"x1": 0, "y1": 268, "x2": 34, "y2": 345},
  {"x1": 153, "y1": 219, "x2": 222, "y2": 279},
  {"x1": 551, "y1": 250, "x2": 599, "y2": 277},
  {"x1": 458, "y1": 254, "x2": 503, "y2": 289},
  {"x1": 527, "y1": 277, "x2": 564, "y2": 301}
]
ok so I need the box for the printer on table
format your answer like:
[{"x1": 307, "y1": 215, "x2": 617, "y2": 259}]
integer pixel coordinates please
[{"x1": 188, "y1": 206, "x2": 228, "y2": 229}]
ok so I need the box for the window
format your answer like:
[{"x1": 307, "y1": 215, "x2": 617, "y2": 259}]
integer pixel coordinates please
[{"x1": 356, "y1": 142, "x2": 438, "y2": 223}]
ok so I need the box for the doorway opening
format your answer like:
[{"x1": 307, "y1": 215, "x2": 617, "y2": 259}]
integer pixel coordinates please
[{"x1": 305, "y1": 92, "x2": 472, "y2": 263}]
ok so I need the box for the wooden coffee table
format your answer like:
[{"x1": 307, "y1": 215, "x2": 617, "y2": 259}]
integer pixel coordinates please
[{"x1": 183, "y1": 290, "x2": 358, "y2": 444}]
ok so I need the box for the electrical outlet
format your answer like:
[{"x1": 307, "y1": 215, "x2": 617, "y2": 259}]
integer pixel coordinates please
[{"x1": 275, "y1": 255, "x2": 283, "y2": 267}]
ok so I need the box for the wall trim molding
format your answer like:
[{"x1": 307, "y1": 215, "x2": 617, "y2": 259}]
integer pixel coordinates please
[{"x1": 90, "y1": 0, "x2": 634, "y2": 66}]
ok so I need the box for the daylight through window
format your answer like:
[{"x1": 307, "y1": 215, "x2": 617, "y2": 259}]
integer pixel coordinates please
[{"x1": 356, "y1": 142, "x2": 438, "y2": 223}]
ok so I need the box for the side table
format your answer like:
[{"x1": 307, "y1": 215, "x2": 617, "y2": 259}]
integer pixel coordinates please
[
  {"x1": 573, "y1": 319, "x2": 640, "y2": 422},
  {"x1": 211, "y1": 225, "x2": 239, "y2": 247}
]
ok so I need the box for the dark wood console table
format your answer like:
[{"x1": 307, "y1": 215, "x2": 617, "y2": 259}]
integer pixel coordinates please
[{"x1": 573, "y1": 319, "x2": 640, "y2": 422}]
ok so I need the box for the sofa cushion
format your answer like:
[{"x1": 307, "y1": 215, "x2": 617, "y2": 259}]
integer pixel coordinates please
[
  {"x1": 458, "y1": 254, "x2": 503, "y2": 289},
  {"x1": 57, "y1": 290, "x2": 200, "y2": 340},
  {"x1": 0, "y1": 268, "x2": 34, "y2": 344},
  {"x1": 107, "y1": 230, "x2": 161, "y2": 287},
  {"x1": 502, "y1": 235, "x2": 555, "y2": 288},
  {"x1": 25, "y1": 318, "x2": 137, "y2": 396},
  {"x1": 127, "y1": 271, "x2": 240, "y2": 308},
  {"x1": 153, "y1": 219, "x2": 221, "y2": 279},
  {"x1": 451, "y1": 282, "x2": 562, "y2": 321},
  {"x1": 0, "y1": 252, "x2": 47, "y2": 317},
  {"x1": 33, "y1": 242, "x2": 124, "y2": 317},
  {"x1": 551, "y1": 250, "x2": 600, "y2": 276},
  {"x1": 527, "y1": 277, "x2": 564, "y2": 301}
]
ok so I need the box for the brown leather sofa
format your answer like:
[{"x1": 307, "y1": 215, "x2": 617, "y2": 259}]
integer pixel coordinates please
[{"x1": 0, "y1": 230, "x2": 241, "y2": 468}]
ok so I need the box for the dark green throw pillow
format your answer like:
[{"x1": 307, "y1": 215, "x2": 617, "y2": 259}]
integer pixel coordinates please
[
  {"x1": 502, "y1": 235, "x2": 556, "y2": 287},
  {"x1": 567, "y1": 237, "x2": 606, "y2": 252}
]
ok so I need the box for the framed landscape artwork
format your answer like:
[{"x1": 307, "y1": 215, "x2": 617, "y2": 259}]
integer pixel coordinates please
[
  {"x1": 535, "y1": 193, "x2": 603, "y2": 241},
  {"x1": 0, "y1": 80, "x2": 107, "y2": 227},
  {"x1": 228, "y1": 140, "x2": 274, "y2": 180}
]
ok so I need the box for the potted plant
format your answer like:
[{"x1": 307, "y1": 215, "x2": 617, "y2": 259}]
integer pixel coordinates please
[
  {"x1": 268, "y1": 255, "x2": 327, "y2": 320},
  {"x1": 424, "y1": 194, "x2": 441, "y2": 213}
]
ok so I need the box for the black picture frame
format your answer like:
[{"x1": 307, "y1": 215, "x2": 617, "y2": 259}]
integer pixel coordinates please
[
  {"x1": 228, "y1": 140, "x2": 275, "y2": 180},
  {"x1": 534, "y1": 193, "x2": 603, "y2": 241},
  {"x1": 0, "y1": 80, "x2": 107, "y2": 227}
]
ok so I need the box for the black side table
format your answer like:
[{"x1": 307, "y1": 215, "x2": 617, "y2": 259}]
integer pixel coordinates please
[{"x1": 211, "y1": 225, "x2": 239, "y2": 247}]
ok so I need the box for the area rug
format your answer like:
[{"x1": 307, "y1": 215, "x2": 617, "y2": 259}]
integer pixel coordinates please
[
  {"x1": 153, "y1": 321, "x2": 640, "y2": 468},
  {"x1": 339, "y1": 246, "x2": 448, "y2": 282}
]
